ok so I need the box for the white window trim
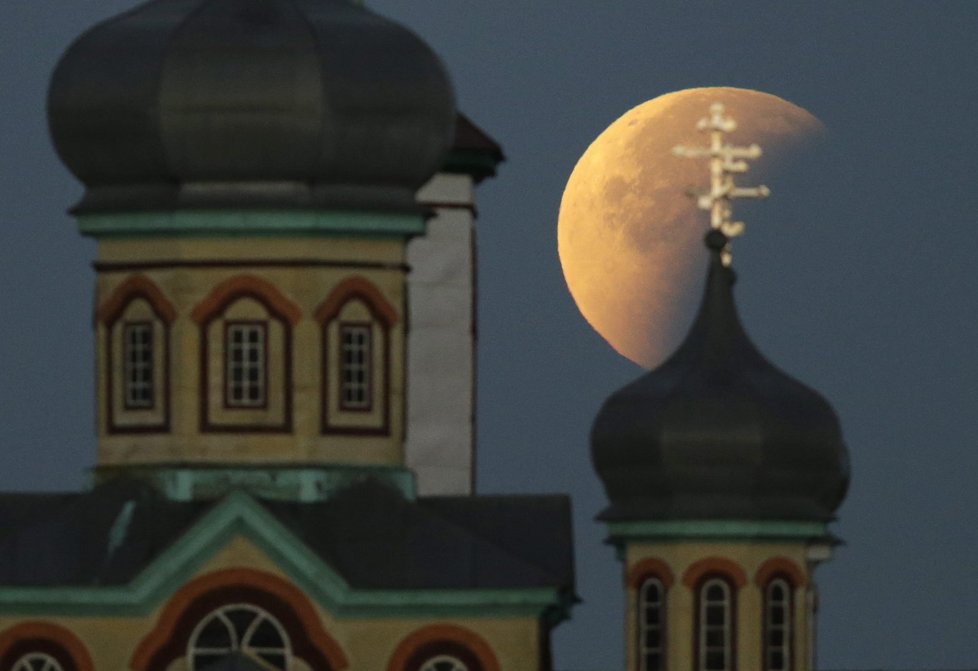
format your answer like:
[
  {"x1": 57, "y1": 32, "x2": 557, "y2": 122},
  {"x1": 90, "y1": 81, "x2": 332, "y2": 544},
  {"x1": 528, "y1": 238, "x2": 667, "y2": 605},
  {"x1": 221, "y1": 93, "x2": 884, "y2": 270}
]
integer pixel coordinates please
[
  {"x1": 226, "y1": 322, "x2": 267, "y2": 408},
  {"x1": 339, "y1": 323, "x2": 372, "y2": 411},
  {"x1": 123, "y1": 321, "x2": 154, "y2": 409},
  {"x1": 765, "y1": 578, "x2": 792, "y2": 671},
  {"x1": 188, "y1": 603, "x2": 292, "y2": 671},
  {"x1": 639, "y1": 577, "x2": 665, "y2": 671},
  {"x1": 699, "y1": 578, "x2": 732, "y2": 671},
  {"x1": 12, "y1": 653, "x2": 64, "y2": 671},
  {"x1": 419, "y1": 654, "x2": 470, "y2": 671}
]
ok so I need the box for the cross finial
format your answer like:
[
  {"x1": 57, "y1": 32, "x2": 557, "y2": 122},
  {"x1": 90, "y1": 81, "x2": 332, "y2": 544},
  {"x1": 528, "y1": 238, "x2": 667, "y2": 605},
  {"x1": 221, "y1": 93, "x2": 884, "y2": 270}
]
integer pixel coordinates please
[{"x1": 672, "y1": 103, "x2": 770, "y2": 266}]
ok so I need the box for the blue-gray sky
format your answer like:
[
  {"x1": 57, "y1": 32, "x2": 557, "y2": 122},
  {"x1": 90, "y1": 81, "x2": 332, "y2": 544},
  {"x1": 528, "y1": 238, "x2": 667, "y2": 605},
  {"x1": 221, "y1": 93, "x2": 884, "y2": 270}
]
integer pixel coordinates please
[{"x1": 2, "y1": 2, "x2": 977, "y2": 669}]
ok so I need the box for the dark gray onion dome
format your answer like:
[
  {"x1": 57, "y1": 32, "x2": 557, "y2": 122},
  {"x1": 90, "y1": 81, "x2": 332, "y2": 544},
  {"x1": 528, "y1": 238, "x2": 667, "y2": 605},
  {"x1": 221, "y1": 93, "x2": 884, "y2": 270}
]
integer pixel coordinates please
[
  {"x1": 591, "y1": 230, "x2": 850, "y2": 522},
  {"x1": 48, "y1": 0, "x2": 456, "y2": 213}
]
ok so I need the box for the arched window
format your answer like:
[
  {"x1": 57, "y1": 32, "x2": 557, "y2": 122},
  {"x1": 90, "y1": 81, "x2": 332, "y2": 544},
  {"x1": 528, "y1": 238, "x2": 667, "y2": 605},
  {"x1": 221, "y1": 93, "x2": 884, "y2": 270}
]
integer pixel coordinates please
[
  {"x1": 764, "y1": 578, "x2": 792, "y2": 671},
  {"x1": 191, "y1": 276, "x2": 301, "y2": 433},
  {"x1": 419, "y1": 655, "x2": 470, "y2": 671},
  {"x1": 188, "y1": 604, "x2": 291, "y2": 671},
  {"x1": 11, "y1": 653, "x2": 64, "y2": 671},
  {"x1": 698, "y1": 577, "x2": 734, "y2": 671},
  {"x1": 638, "y1": 577, "x2": 665, "y2": 671},
  {"x1": 316, "y1": 276, "x2": 399, "y2": 435},
  {"x1": 97, "y1": 275, "x2": 176, "y2": 433}
]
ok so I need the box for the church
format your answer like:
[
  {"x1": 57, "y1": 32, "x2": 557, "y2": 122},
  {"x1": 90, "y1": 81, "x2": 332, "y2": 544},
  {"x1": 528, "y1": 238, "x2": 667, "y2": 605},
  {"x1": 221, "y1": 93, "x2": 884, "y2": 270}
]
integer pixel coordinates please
[{"x1": 0, "y1": 2, "x2": 849, "y2": 671}]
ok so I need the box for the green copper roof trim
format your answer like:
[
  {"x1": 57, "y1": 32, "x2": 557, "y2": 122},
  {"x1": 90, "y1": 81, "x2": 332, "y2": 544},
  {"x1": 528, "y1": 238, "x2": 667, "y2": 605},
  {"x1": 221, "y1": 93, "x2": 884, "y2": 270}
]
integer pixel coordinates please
[
  {"x1": 76, "y1": 210, "x2": 426, "y2": 239},
  {"x1": 95, "y1": 464, "x2": 417, "y2": 502},
  {"x1": 606, "y1": 519, "x2": 831, "y2": 541},
  {"x1": 0, "y1": 491, "x2": 563, "y2": 619}
]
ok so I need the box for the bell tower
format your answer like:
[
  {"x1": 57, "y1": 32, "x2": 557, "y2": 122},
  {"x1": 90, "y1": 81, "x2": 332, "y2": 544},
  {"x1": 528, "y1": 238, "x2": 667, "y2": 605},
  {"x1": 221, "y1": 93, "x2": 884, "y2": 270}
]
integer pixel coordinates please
[
  {"x1": 590, "y1": 105, "x2": 849, "y2": 671},
  {"x1": 47, "y1": 0, "x2": 479, "y2": 500}
]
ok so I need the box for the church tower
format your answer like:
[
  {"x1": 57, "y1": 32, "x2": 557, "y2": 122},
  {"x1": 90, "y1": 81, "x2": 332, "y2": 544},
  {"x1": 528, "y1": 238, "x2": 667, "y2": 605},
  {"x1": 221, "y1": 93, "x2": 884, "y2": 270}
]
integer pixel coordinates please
[
  {"x1": 0, "y1": 3, "x2": 571, "y2": 669},
  {"x1": 591, "y1": 105, "x2": 849, "y2": 671},
  {"x1": 47, "y1": 0, "x2": 499, "y2": 498}
]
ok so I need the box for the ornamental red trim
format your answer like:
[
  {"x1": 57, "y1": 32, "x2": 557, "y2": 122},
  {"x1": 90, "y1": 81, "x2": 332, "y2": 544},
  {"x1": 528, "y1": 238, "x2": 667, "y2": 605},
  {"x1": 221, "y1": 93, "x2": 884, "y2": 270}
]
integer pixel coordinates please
[
  {"x1": 682, "y1": 557, "x2": 748, "y2": 588},
  {"x1": 191, "y1": 274, "x2": 301, "y2": 326},
  {"x1": 97, "y1": 274, "x2": 176, "y2": 326},
  {"x1": 387, "y1": 624, "x2": 500, "y2": 671},
  {"x1": 755, "y1": 557, "x2": 806, "y2": 588},
  {"x1": 315, "y1": 275, "x2": 399, "y2": 327},
  {"x1": 0, "y1": 621, "x2": 94, "y2": 671},
  {"x1": 130, "y1": 568, "x2": 347, "y2": 671},
  {"x1": 626, "y1": 557, "x2": 675, "y2": 589}
]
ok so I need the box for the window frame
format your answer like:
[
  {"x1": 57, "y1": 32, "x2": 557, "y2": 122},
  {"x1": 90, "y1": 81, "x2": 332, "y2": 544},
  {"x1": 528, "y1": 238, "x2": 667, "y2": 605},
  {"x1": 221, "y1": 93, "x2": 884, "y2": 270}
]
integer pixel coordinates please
[
  {"x1": 11, "y1": 652, "x2": 65, "y2": 671},
  {"x1": 418, "y1": 654, "x2": 471, "y2": 671},
  {"x1": 187, "y1": 603, "x2": 292, "y2": 671},
  {"x1": 338, "y1": 321, "x2": 373, "y2": 412},
  {"x1": 223, "y1": 320, "x2": 269, "y2": 410},
  {"x1": 97, "y1": 275, "x2": 175, "y2": 435},
  {"x1": 763, "y1": 577, "x2": 793, "y2": 671},
  {"x1": 638, "y1": 576, "x2": 666, "y2": 671},
  {"x1": 696, "y1": 576, "x2": 735, "y2": 671},
  {"x1": 122, "y1": 320, "x2": 155, "y2": 410}
]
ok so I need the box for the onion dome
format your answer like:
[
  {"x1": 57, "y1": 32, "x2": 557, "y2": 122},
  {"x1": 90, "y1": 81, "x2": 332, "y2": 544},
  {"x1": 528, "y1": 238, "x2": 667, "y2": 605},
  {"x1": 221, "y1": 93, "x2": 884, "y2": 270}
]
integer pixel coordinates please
[
  {"x1": 47, "y1": 0, "x2": 456, "y2": 214},
  {"x1": 591, "y1": 230, "x2": 850, "y2": 522}
]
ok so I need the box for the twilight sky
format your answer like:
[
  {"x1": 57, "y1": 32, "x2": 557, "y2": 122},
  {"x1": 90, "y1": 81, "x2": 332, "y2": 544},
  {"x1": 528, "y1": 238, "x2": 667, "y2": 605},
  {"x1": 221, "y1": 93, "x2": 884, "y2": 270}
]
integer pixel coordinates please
[{"x1": 2, "y1": 2, "x2": 977, "y2": 670}]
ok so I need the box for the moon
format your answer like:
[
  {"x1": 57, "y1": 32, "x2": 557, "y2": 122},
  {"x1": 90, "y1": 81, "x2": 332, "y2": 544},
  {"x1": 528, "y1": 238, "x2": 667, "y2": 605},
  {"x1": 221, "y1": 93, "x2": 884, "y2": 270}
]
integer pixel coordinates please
[{"x1": 558, "y1": 87, "x2": 825, "y2": 369}]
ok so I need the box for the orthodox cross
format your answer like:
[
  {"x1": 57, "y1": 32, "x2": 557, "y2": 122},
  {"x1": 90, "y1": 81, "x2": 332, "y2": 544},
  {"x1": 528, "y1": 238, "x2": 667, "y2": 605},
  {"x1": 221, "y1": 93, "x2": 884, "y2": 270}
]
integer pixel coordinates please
[{"x1": 672, "y1": 103, "x2": 769, "y2": 266}]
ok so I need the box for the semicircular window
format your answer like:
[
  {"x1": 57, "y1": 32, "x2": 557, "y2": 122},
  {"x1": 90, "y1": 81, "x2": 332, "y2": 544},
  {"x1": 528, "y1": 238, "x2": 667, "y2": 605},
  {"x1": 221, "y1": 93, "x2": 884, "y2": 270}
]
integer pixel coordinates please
[
  {"x1": 188, "y1": 603, "x2": 292, "y2": 670},
  {"x1": 419, "y1": 655, "x2": 470, "y2": 671},
  {"x1": 11, "y1": 653, "x2": 64, "y2": 671}
]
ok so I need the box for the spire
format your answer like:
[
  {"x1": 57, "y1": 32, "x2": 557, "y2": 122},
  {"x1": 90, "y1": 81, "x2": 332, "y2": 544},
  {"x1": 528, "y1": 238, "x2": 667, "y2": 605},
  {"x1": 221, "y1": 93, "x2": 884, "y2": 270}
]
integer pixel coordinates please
[{"x1": 673, "y1": 103, "x2": 769, "y2": 266}]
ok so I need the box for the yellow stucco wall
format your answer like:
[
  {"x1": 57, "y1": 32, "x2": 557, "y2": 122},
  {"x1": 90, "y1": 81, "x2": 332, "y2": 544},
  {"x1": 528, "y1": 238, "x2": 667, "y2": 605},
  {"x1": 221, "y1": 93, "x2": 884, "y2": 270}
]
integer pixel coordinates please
[
  {"x1": 93, "y1": 237, "x2": 408, "y2": 468},
  {"x1": 0, "y1": 535, "x2": 542, "y2": 671},
  {"x1": 623, "y1": 540, "x2": 815, "y2": 671}
]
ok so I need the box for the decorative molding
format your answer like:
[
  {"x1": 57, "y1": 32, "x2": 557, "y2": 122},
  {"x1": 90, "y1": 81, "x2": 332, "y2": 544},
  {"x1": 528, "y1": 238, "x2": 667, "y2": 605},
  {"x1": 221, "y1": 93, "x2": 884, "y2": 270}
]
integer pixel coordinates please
[
  {"x1": 682, "y1": 557, "x2": 748, "y2": 589},
  {"x1": 387, "y1": 624, "x2": 500, "y2": 671},
  {"x1": 626, "y1": 557, "x2": 675, "y2": 589},
  {"x1": 193, "y1": 275, "x2": 296, "y2": 433},
  {"x1": 0, "y1": 621, "x2": 94, "y2": 671},
  {"x1": 191, "y1": 275, "x2": 301, "y2": 326},
  {"x1": 78, "y1": 210, "x2": 427, "y2": 239},
  {"x1": 318, "y1": 277, "x2": 396, "y2": 436},
  {"x1": 607, "y1": 519, "x2": 830, "y2": 541},
  {"x1": 96, "y1": 274, "x2": 177, "y2": 326},
  {"x1": 131, "y1": 568, "x2": 348, "y2": 671},
  {"x1": 95, "y1": 259, "x2": 410, "y2": 272},
  {"x1": 99, "y1": 275, "x2": 173, "y2": 435},
  {"x1": 315, "y1": 276, "x2": 399, "y2": 327},
  {"x1": 755, "y1": 557, "x2": 806, "y2": 588}
]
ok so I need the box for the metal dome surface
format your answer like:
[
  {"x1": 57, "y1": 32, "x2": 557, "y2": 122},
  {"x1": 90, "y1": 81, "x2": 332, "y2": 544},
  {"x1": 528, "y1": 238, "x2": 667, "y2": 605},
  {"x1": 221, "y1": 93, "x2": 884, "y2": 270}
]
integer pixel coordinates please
[
  {"x1": 591, "y1": 231, "x2": 850, "y2": 522},
  {"x1": 48, "y1": 0, "x2": 456, "y2": 213}
]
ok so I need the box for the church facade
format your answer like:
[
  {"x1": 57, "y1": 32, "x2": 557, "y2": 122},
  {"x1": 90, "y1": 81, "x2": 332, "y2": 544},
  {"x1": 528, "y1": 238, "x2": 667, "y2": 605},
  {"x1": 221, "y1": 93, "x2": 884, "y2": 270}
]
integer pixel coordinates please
[
  {"x1": 0, "y1": 2, "x2": 848, "y2": 671},
  {"x1": 0, "y1": 2, "x2": 570, "y2": 670}
]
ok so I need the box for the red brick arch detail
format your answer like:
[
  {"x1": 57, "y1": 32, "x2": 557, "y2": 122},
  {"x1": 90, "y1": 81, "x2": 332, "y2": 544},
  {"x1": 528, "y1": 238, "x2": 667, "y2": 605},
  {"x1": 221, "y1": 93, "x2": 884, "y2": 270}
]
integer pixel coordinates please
[
  {"x1": 626, "y1": 557, "x2": 675, "y2": 589},
  {"x1": 97, "y1": 274, "x2": 177, "y2": 325},
  {"x1": 387, "y1": 624, "x2": 500, "y2": 671},
  {"x1": 190, "y1": 275, "x2": 301, "y2": 326},
  {"x1": 315, "y1": 276, "x2": 399, "y2": 327},
  {"x1": 130, "y1": 568, "x2": 348, "y2": 671},
  {"x1": 755, "y1": 557, "x2": 806, "y2": 588},
  {"x1": 0, "y1": 621, "x2": 94, "y2": 671},
  {"x1": 682, "y1": 557, "x2": 748, "y2": 588}
]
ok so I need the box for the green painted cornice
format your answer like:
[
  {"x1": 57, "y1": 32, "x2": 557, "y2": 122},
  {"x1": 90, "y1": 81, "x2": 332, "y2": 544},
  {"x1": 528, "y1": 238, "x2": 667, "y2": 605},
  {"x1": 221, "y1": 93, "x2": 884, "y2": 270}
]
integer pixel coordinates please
[
  {"x1": 0, "y1": 491, "x2": 563, "y2": 619},
  {"x1": 76, "y1": 210, "x2": 426, "y2": 239},
  {"x1": 606, "y1": 519, "x2": 832, "y2": 543},
  {"x1": 94, "y1": 464, "x2": 417, "y2": 502}
]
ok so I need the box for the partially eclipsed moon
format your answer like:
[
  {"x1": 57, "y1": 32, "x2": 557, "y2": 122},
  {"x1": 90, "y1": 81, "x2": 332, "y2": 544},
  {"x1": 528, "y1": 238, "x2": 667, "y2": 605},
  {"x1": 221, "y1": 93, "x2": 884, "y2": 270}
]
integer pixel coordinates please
[{"x1": 558, "y1": 87, "x2": 825, "y2": 369}]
